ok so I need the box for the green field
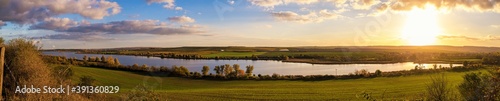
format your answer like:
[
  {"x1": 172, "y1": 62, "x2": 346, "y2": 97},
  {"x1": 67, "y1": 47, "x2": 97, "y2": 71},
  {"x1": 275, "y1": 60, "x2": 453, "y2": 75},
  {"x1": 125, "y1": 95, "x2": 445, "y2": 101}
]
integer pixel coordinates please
[
  {"x1": 203, "y1": 52, "x2": 267, "y2": 58},
  {"x1": 70, "y1": 66, "x2": 483, "y2": 100},
  {"x1": 260, "y1": 51, "x2": 381, "y2": 57}
]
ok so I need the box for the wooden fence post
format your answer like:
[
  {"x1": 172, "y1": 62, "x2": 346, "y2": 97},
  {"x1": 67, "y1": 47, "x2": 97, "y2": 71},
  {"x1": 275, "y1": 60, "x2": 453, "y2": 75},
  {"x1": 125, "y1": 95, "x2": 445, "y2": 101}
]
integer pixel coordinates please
[{"x1": 0, "y1": 47, "x2": 4, "y2": 100}]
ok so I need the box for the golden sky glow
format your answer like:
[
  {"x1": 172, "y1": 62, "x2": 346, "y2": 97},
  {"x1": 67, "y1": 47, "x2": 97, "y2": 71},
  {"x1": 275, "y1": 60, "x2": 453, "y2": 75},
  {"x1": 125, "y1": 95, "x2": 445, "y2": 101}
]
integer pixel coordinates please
[{"x1": 401, "y1": 4, "x2": 442, "y2": 46}]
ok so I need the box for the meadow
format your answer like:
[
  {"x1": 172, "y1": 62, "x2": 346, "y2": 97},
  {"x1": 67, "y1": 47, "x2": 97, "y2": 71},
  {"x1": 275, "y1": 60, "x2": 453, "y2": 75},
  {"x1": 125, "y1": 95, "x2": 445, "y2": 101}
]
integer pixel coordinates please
[{"x1": 70, "y1": 65, "x2": 484, "y2": 100}]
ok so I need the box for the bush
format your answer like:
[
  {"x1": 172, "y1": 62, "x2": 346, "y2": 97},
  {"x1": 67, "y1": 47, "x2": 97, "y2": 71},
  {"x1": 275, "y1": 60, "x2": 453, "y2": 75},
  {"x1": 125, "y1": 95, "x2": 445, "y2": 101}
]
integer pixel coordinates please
[
  {"x1": 426, "y1": 74, "x2": 453, "y2": 101},
  {"x1": 3, "y1": 38, "x2": 56, "y2": 100},
  {"x1": 458, "y1": 72, "x2": 500, "y2": 101},
  {"x1": 3, "y1": 38, "x2": 88, "y2": 100},
  {"x1": 78, "y1": 75, "x2": 96, "y2": 86},
  {"x1": 354, "y1": 69, "x2": 371, "y2": 77},
  {"x1": 121, "y1": 84, "x2": 161, "y2": 101},
  {"x1": 53, "y1": 65, "x2": 74, "y2": 82},
  {"x1": 374, "y1": 70, "x2": 382, "y2": 76}
]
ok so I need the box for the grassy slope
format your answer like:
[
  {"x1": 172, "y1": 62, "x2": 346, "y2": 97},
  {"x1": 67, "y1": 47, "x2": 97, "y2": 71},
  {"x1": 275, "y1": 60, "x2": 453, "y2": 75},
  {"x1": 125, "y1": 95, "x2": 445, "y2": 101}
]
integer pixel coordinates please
[{"x1": 71, "y1": 66, "x2": 482, "y2": 100}]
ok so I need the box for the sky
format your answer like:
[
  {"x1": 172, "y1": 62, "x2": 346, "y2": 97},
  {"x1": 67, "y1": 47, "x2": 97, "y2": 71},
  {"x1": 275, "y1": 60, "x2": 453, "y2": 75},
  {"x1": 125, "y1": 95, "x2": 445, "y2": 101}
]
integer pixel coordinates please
[{"x1": 1, "y1": 0, "x2": 500, "y2": 49}]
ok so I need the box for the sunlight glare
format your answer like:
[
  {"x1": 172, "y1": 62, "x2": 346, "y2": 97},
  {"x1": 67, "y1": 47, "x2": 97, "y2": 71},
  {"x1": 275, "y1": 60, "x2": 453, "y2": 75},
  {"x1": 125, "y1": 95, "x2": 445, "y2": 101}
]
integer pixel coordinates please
[{"x1": 401, "y1": 4, "x2": 442, "y2": 46}]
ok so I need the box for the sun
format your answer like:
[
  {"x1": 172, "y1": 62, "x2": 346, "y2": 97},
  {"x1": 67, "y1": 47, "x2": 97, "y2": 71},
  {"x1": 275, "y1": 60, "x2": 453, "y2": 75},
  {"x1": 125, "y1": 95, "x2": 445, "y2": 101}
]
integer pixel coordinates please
[{"x1": 401, "y1": 4, "x2": 442, "y2": 46}]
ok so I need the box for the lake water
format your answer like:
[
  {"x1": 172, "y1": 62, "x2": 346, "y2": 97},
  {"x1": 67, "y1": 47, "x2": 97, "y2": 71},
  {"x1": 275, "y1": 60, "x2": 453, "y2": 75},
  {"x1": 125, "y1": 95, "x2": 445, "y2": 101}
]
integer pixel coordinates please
[{"x1": 43, "y1": 51, "x2": 462, "y2": 75}]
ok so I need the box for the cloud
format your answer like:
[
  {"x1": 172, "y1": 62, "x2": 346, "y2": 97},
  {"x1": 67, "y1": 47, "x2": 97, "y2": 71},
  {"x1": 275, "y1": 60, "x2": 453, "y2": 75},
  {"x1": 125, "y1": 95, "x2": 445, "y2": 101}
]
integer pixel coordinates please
[
  {"x1": 438, "y1": 35, "x2": 500, "y2": 41},
  {"x1": 249, "y1": 0, "x2": 500, "y2": 20},
  {"x1": 437, "y1": 35, "x2": 481, "y2": 41},
  {"x1": 326, "y1": 0, "x2": 348, "y2": 8},
  {"x1": 128, "y1": 14, "x2": 141, "y2": 19},
  {"x1": 0, "y1": 0, "x2": 121, "y2": 24},
  {"x1": 487, "y1": 35, "x2": 500, "y2": 40},
  {"x1": 175, "y1": 7, "x2": 183, "y2": 10},
  {"x1": 284, "y1": 0, "x2": 319, "y2": 5},
  {"x1": 229, "y1": 0, "x2": 236, "y2": 5},
  {"x1": 168, "y1": 15, "x2": 195, "y2": 23},
  {"x1": 30, "y1": 18, "x2": 79, "y2": 31},
  {"x1": 248, "y1": 0, "x2": 319, "y2": 9},
  {"x1": 64, "y1": 20, "x2": 204, "y2": 35},
  {"x1": 146, "y1": 0, "x2": 177, "y2": 9},
  {"x1": 386, "y1": 0, "x2": 500, "y2": 13},
  {"x1": 491, "y1": 25, "x2": 500, "y2": 28},
  {"x1": 32, "y1": 19, "x2": 206, "y2": 41},
  {"x1": 351, "y1": 0, "x2": 381, "y2": 10},
  {"x1": 318, "y1": 9, "x2": 339, "y2": 19},
  {"x1": 40, "y1": 33, "x2": 114, "y2": 41},
  {"x1": 248, "y1": 0, "x2": 283, "y2": 9},
  {"x1": 270, "y1": 10, "x2": 339, "y2": 23},
  {"x1": 271, "y1": 11, "x2": 314, "y2": 23},
  {"x1": 265, "y1": 24, "x2": 273, "y2": 28}
]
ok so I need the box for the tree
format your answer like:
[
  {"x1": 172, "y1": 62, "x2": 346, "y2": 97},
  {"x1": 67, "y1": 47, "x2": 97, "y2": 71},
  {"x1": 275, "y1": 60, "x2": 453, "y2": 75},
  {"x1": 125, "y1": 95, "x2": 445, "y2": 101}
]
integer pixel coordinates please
[
  {"x1": 224, "y1": 64, "x2": 233, "y2": 76},
  {"x1": 132, "y1": 64, "x2": 140, "y2": 70},
  {"x1": 141, "y1": 64, "x2": 148, "y2": 71},
  {"x1": 114, "y1": 58, "x2": 121, "y2": 65},
  {"x1": 463, "y1": 61, "x2": 469, "y2": 67},
  {"x1": 202, "y1": 65, "x2": 210, "y2": 76},
  {"x1": 374, "y1": 70, "x2": 382, "y2": 76},
  {"x1": 214, "y1": 66, "x2": 221, "y2": 75},
  {"x1": 219, "y1": 65, "x2": 225, "y2": 75},
  {"x1": 237, "y1": 70, "x2": 245, "y2": 77},
  {"x1": 233, "y1": 64, "x2": 240, "y2": 75},
  {"x1": 101, "y1": 55, "x2": 106, "y2": 62},
  {"x1": 107, "y1": 56, "x2": 115, "y2": 65},
  {"x1": 95, "y1": 57, "x2": 101, "y2": 62},
  {"x1": 246, "y1": 65, "x2": 254, "y2": 76},
  {"x1": 159, "y1": 66, "x2": 169, "y2": 72},
  {"x1": 251, "y1": 54, "x2": 259, "y2": 60},
  {"x1": 88, "y1": 57, "x2": 95, "y2": 62},
  {"x1": 283, "y1": 55, "x2": 289, "y2": 60},
  {"x1": 179, "y1": 66, "x2": 190, "y2": 77},
  {"x1": 83, "y1": 55, "x2": 88, "y2": 61},
  {"x1": 458, "y1": 72, "x2": 488, "y2": 101}
]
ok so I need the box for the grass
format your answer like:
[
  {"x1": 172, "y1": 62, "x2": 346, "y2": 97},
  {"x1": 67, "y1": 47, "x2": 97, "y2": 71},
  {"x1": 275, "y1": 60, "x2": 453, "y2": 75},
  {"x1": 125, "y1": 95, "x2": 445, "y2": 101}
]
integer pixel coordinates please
[
  {"x1": 260, "y1": 52, "x2": 383, "y2": 59},
  {"x1": 69, "y1": 65, "x2": 484, "y2": 100}
]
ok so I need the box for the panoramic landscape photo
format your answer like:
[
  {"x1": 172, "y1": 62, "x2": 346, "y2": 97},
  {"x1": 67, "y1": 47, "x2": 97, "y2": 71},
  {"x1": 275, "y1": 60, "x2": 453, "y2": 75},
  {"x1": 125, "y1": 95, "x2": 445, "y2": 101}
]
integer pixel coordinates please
[{"x1": 1, "y1": 0, "x2": 500, "y2": 100}]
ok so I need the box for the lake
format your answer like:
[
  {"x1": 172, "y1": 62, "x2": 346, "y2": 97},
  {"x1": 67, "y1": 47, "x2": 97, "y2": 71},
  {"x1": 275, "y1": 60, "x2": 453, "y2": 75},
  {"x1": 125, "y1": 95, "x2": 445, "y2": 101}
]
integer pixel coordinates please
[{"x1": 43, "y1": 51, "x2": 462, "y2": 75}]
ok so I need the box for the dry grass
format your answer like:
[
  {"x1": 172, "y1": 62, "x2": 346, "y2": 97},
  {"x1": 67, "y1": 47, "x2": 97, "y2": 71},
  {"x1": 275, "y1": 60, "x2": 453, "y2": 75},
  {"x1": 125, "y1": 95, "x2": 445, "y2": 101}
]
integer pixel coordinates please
[{"x1": 3, "y1": 38, "x2": 89, "y2": 100}]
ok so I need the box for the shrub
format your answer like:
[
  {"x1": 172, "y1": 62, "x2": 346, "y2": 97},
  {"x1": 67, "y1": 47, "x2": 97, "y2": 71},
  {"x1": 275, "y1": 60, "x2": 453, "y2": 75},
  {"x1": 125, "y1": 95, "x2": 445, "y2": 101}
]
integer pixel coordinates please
[
  {"x1": 354, "y1": 69, "x2": 371, "y2": 77},
  {"x1": 78, "y1": 75, "x2": 96, "y2": 86},
  {"x1": 426, "y1": 74, "x2": 453, "y2": 101},
  {"x1": 53, "y1": 65, "x2": 74, "y2": 83},
  {"x1": 457, "y1": 72, "x2": 500, "y2": 100},
  {"x1": 3, "y1": 38, "x2": 56, "y2": 100},
  {"x1": 121, "y1": 84, "x2": 161, "y2": 101},
  {"x1": 374, "y1": 70, "x2": 382, "y2": 76}
]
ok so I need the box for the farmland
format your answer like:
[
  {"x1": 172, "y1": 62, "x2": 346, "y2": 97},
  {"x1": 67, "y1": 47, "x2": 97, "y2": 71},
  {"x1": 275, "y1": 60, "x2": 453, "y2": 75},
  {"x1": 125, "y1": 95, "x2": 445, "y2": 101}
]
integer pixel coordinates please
[{"x1": 69, "y1": 65, "x2": 486, "y2": 100}]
